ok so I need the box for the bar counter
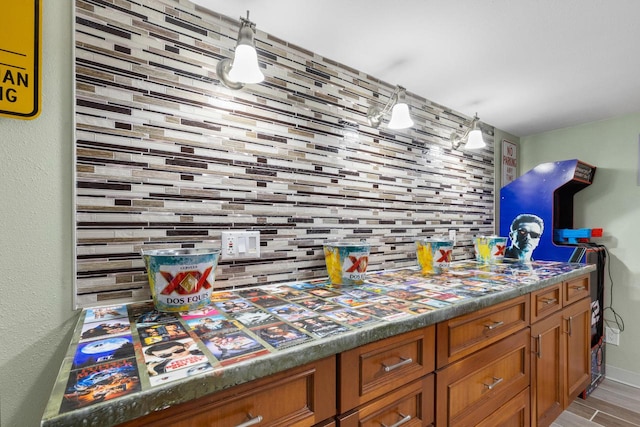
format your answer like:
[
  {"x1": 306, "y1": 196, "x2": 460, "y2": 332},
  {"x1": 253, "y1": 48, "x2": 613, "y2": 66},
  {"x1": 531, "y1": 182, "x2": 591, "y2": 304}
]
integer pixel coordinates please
[{"x1": 41, "y1": 260, "x2": 594, "y2": 427}]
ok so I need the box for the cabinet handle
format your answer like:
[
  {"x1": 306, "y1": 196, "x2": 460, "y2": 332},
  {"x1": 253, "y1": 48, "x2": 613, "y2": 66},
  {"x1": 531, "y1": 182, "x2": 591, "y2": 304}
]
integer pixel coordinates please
[
  {"x1": 382, "y1": 357, "x2": 413, "y2": 372},
  {"x1": 381, "y1": 413, "x2": 412, "y2": 427},
  {"x1": 536, "y1": 334, "x2": 542, "y2": 358},
  {"x1": 541, "y1": 297, "x2": 557, "y2": 305},
  {"x1": 235, "y1": 413, "x2": 263, "y2": 427},
  {"x1": 571, "y1": 285, "x2": 586, "y2": 292},
  {"x1": 484, "y1": 320, "x2": 504, "y2": 330},
  {"x1": 482, "y1": 376, "x2": 504, "y2": 390},
  {"x1": 566, "y1": 316, "x2": 573, "y2": 336}
]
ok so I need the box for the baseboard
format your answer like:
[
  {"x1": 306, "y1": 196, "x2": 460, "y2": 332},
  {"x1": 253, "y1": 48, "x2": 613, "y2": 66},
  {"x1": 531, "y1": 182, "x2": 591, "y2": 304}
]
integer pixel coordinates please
[{"x1": 606, "y1": 364, "x2": 640, "y2": 388}]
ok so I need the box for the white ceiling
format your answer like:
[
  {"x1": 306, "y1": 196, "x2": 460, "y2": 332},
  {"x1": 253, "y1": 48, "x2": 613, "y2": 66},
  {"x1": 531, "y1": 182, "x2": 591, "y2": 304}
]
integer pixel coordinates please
[{"x1": 191, "y1": 0, "x2": 640, "y2": 137}]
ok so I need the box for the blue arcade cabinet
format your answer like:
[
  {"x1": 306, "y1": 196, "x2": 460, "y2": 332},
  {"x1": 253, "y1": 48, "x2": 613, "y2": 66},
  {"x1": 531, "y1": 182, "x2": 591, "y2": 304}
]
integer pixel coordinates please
[{"x1": 500, "y1": 158, "x2": 605, "y2": 398}]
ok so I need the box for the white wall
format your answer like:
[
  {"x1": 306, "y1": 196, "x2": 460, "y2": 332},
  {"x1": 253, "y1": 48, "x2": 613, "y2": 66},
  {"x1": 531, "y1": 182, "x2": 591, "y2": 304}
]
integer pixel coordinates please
[
  {"x1": 0, "y1": 2, "x2": 78, "y2": 426},
  {"x1": 521, "y1": 112, "x2": 640, "y2": 386}
]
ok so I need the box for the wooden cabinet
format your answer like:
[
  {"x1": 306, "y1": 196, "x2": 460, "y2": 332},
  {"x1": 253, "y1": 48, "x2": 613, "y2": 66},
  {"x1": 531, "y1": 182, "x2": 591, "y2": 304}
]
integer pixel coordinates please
[
  {"x1": 436, "y1": 328, "x2": 530, "y2": 426},
  {"x1": 338, "y1": 326, "x2": 435, "y2": 426},
  {"x1": 337, "y1": 376, "x2": 434, "y2": 427},
  {"x1": 118, "y1": 356, "x2": 336, "y2": 427},
  {"x1": 436, "y1": 295, "x2": 529, "y2": 368},
  {"x1": 530, "y1": 275, "x2": 591, "y2": 427},
  {"x1": 114, "y1": 276, "x2": 589, "y2": 427},
  {"x1": 563, "y1": 296, "x2": 591, "y2": 404}
]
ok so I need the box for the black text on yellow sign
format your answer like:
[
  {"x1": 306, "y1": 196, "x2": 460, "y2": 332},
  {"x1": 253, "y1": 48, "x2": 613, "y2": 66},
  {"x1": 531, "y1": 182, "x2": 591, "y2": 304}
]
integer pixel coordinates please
[{"x1": 0, "y1": 0, "x2": 42, "y2": 120}]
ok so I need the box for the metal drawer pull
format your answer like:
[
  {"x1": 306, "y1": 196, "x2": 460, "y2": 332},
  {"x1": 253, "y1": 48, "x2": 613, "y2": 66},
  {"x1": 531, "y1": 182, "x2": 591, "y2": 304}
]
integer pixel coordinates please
[
  {"x1": 483, "y1": 376, "x2": 504, "y2": 390},
  {"x1": 571, "y1": 285, "x2": 586, "y2": 291},
  {"x1": 382, "y1": 357, "x2": 413, "y2": 372},
  {"x1": 235, "y1": 413, "x2": 263, "y2": 427},
  {"x1": 567, "y1": 316, "x2": 573, "y2": 336},
  {"x1": 536, "y1": 334, "x2": 542, "y2": 358},
  {"x1": 484, "y1": 320, "x2": 504, "y2": 330},
  {"x1": 381, "y1": 413, "x2": 412, "y2": 427},
  {"x1": 541, "y1": 297, "x2": 557, "y2": 305}
]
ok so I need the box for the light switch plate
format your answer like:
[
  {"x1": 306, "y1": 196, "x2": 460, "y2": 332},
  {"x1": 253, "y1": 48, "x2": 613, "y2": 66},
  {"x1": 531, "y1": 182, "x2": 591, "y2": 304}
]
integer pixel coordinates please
[{"x1": 220, "y1": 230, "x2": 260, "y2": 260}]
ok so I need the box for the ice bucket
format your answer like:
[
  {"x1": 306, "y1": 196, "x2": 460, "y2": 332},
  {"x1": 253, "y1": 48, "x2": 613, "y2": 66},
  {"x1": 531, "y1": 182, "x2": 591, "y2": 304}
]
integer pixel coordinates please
[
  {"x1": 141, "y1": 248, "x2": 220, "y2": 312},
  {"x1": 474, "y1": 236, "x2": 508, "y2": 264},
  {"x1": 416, "y1": 238, "x2": 453, "y2": 274},
  {"x1": 323, "y1": 241, "x2": 370, "y2": 285}
]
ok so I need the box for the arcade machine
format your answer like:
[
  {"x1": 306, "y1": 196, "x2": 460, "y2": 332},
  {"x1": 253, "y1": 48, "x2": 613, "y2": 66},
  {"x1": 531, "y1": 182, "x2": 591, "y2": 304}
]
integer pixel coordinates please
[{"x1": 499, "y1": 159, "x2": 605, "y2": 398}]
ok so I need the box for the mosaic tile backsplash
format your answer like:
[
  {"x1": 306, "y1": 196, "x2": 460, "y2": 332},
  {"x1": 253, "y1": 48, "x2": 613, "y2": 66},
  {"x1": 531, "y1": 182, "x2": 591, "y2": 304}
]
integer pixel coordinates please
[{"x1": 74, "y1": 0, "x2": 495, "y2": 308}]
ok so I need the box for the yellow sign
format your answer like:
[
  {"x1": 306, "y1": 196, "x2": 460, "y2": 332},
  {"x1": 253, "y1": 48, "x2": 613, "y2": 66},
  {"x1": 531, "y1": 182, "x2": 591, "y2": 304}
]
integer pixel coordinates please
[{"x1": 0, "y1": 0, "x2": 41, "y2": 119}]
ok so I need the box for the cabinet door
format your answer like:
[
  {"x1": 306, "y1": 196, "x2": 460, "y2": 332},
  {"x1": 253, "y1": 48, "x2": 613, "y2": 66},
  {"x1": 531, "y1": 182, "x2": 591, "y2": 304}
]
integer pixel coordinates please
[
  {"x1": 337, "y1": 375, "x2": 434, "y2": 427},
  {"x1": 436, "y1": 329, "x2": 530, "y2": 427},
  {"x1": 530, "y1": 311, "x2": 563, "y2": 427},
  {"x1": 118, "y1": 356, "x2": 336, "y2": 427},
  {"x1": 563, "y1": 297, "x2": 591, "y2": 405},
  {"x1": 437, "y1": 295, "x2": 529, "y2": 368},
  {"x1": 339, "y1": 327, "x2": 435, "y2": 412},
  {"x1": 475, "y1": 387, "x2": 530, "y2": 427}
]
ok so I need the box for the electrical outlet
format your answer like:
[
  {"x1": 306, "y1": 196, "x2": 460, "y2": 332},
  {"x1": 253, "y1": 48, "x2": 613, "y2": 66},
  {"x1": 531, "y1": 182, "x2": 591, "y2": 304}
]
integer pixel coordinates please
[
  {"x1": 605, "y1": 326, "x2": 620, "y2": 346},
  {"x1": 220, "y1": 230, "x2": 260, "y2": 260}
]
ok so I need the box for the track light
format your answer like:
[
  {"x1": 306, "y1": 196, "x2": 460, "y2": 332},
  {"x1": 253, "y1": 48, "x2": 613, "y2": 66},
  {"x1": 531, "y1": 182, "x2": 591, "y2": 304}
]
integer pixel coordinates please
[
  {"x1": 451, "y1": 113, "x2": 486, "y2": 150},
  {"x1": 216, "y1": 10, "x2": 264, "y2": 90},
  {"x1": 367, "y1": 85, "x2": 414, "y2": 130}
]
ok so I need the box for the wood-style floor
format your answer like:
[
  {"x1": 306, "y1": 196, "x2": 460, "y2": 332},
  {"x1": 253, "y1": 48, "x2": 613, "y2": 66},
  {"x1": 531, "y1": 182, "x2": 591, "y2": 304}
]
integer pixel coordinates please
[{"x1": 552, "y1": 379, "x2": 640, "y2": 426}]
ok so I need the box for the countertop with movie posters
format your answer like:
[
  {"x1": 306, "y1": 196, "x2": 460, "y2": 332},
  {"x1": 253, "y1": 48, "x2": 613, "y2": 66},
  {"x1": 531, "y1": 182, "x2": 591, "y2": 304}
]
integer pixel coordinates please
[{"x1": 41, "y1": 260, "x2": 594, "y2": 427}]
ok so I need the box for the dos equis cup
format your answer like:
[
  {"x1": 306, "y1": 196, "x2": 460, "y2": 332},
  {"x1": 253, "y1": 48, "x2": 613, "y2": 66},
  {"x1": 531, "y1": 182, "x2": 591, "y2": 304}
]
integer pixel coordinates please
[
  {"x1": 416, "y1": 238, "x2": 453, "y2": 274},
  {"x1": 141, "y1": 248, "x2": 220, "y2": 312},
  {"x1": 323, "y1": 241, "x2": 370, "y2": 285},
  {"x1": 474, "y1": 236, "x2": 508, "y2": 264}
]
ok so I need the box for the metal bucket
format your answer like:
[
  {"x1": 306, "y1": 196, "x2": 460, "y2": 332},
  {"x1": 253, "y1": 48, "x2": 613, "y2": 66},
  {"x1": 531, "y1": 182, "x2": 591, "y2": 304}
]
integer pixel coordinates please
[
  {"x1": 323, "y1": 241, "x2": 370, "y2": 285},
  {"x1": 416, "y1": 238, "x2": 453, "y2": 274},
  {"x1": 474, "y1": 236, "x2": 508, "y2": 264},
  {"x1": 141, "y1": 248, "x2": 220, "y2": 312}
]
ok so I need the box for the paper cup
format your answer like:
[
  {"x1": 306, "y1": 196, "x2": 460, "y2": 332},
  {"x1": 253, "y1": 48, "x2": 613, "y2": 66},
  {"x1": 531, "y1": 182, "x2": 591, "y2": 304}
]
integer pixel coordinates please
[
  {"x1": 474, "y1": 236, "x2": 508, "y2": 264},
  {"x1": 141, "y1": 248, "x2": 220, "y2": 312},
  {"x1": 416, "y1": 238, "x2": 453, "y2": 274},
  {"x1": 323, "y1": 242, "x2": 370, "y2": 285}
]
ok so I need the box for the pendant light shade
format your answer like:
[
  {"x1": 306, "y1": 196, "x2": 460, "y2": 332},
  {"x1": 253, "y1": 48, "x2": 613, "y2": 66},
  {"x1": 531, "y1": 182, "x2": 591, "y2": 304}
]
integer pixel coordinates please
[
  {"x1": 217, "y1": 11, "x2": 264, "y2": 90},
  {"x1": 367, "y1": 85, "x2": 414, "y2": 130},
  {"x1": 228, "y1": 44, "x2": 264, "y2": 84},
  {"x1": 450, "y1": 113, "x2": 486, "y2": 150},
  {"x1": 387, "y1": 102, "x2": 414, "y2": 129}
]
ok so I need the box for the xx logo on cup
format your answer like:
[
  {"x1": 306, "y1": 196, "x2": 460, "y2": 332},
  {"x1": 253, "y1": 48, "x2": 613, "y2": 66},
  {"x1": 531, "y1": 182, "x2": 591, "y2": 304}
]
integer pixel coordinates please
[
  {"x1": 346, "y1": 255, "x2": 368, "y2": 273},
  {"x1": 437, "y1": 249, "x2": 452, "y2": 263},
  {"x1": 494, "y1": 244, "x2": 506, "y2": 256},
  {"x1": 159, "y1": 267, "x2": 213, "y2": 295}
]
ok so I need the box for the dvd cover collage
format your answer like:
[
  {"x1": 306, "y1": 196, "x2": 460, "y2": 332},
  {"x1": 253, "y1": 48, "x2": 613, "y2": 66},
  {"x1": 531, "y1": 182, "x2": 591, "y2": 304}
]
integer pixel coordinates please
[{"x1": 59, "y1": 260, "x2": 582, "y2": 414}]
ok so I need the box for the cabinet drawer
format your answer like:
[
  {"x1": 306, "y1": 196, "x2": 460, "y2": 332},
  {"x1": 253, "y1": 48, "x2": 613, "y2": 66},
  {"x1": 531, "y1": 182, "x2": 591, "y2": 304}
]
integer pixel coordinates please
[
  {"x1": 475, "y1": 387, "x2": 530, "y2": 427},
  {"x1": 339, "y1": 326, "x2": 435, "y2": 412},
  {"x1": 436, "y1": 295, "x2": 529, "y2": 367},
  {"x1": 338, "y1": 375, "x2": 434, "y2": 427},
  {"x1": 118, "y1": 356, "x2": 336, "y2": 427},
  {"x1": 435, "y1": 328, "x2": 530, "y2": 427},
  {"x1": 530, "y1": 283, "x2": 562, "y2": 323},
  {"x1": 564, "y1": 275, "x2": 589, "y2": 306}
]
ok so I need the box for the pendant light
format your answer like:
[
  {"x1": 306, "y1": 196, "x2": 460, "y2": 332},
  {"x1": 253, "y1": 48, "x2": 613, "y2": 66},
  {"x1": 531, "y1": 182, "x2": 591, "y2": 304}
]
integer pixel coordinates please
[
  {"x1": 451, "y1": 113, "x2": 486, "y2": 150},
  {"x1": 367, "y1": 85, "x2": 414, "y2": 130},
  {"x1": 217, "y1": 10, "x2": 264, "y2": 90}
]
